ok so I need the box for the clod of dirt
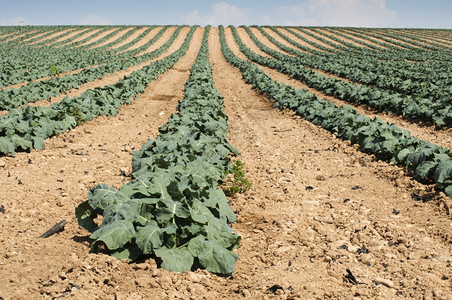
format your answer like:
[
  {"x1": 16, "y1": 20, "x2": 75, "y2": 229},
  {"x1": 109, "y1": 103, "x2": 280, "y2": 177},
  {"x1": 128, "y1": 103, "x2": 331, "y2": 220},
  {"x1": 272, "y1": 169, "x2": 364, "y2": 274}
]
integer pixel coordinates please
[
  {"x1": 374, "y1": 277, "x2": 394, "y2": 288},
  {"x1": 351, "y1": 185, "x2": 361, "y2": 190},
  {"x1": 356, "y1": 247, "x2": 369, "y2": 254}
]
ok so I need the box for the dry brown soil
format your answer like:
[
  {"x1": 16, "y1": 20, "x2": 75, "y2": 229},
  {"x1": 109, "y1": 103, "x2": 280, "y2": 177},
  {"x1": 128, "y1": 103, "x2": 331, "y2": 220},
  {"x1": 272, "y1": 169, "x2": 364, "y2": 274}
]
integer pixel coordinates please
[{"x1": 0, "y1": 27, "x2": 451, "y2": 300}]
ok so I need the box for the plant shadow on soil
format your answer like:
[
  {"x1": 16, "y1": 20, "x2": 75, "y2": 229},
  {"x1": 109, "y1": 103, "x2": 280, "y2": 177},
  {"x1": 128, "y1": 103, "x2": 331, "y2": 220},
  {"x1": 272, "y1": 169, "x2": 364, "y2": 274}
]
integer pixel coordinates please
[{"x1": 71, "y1": 235, "x2": 92, "y2": 246}]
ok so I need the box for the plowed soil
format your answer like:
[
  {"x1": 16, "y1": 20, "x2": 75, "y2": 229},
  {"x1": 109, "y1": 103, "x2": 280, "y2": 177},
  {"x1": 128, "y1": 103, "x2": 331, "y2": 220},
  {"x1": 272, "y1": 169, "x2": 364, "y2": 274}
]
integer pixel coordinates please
[{"x1": 0, "y1": 27, "x2": 451, "y2": 300}]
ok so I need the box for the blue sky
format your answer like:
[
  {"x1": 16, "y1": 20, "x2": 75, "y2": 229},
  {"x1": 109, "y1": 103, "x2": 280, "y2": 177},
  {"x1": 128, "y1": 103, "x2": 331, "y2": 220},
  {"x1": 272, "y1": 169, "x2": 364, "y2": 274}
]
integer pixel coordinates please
[{"x1": 1, "y1": 0, "x2": 451, "y2": 28}]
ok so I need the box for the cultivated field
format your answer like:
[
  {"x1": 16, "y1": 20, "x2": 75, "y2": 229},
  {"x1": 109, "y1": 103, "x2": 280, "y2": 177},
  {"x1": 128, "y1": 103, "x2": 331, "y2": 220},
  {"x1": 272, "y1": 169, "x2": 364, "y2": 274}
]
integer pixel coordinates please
[{"x1": 0, "y1": 25, "x2": 452, "y2": 299}]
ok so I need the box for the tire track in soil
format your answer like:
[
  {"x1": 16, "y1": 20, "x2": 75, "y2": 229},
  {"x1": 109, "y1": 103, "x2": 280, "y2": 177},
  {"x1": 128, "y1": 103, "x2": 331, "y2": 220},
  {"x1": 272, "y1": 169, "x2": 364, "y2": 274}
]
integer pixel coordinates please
[
  {"x1": 232, "y1": 27, "x2": 452, "y2": 151},
  {"x1": 0, "y1": 27, "x2": 204, "y2": 300},
  {"x1": 215, "y1": 27, "x2": 452, "y2": 299},
  {"x1": 5, "y1": 27, "x2": 189, "y2": 111}
]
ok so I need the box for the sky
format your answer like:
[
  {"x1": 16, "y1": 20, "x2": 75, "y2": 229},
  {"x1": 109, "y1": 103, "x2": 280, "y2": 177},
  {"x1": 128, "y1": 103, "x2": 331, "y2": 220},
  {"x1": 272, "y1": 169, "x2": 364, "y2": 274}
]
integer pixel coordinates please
[{"x1": 0, "y1": 0, "x2": 451, "y2": 29}]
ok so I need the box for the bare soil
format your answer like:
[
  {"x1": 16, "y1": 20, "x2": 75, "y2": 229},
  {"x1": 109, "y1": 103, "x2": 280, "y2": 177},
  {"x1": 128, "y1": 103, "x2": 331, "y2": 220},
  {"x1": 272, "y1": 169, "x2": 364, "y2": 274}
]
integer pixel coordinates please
[{"x1": 0, "y1": 27, "x2": 451, "y2": 300}]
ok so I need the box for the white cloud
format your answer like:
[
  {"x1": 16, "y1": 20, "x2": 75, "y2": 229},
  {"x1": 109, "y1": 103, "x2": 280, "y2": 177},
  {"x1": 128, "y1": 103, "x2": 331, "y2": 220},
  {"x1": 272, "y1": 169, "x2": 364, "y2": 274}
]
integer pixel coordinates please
[
  {"x1": 181, "y1": 2, "x2": 250, "y2": 26},
  {"x1": 79, "y1": 14, "x2": 113, "y2": 25},
  {"x1": 0, "y1": 17, "x2": 31, "y2": 26},
  {"x1": 278, "y1": 0, "x2": 396, "y2": 27}
]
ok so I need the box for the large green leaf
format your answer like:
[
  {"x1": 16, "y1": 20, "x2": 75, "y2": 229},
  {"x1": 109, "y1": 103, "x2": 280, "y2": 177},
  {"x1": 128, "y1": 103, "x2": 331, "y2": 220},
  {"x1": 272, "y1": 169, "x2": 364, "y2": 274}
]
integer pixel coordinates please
[
  {"x1": 88, "y1": 184, "x2": 118, "y2": 211},
  {"x1": 75, "y1": 200, "x2": 98, "y2": 232},
  {"x1": 135, "y1": 221, "x2": 163, "y2": 254},
  {"x1": 102, "y1": 200, "x2": 142, "y2": 224},
  {"x1": 415, "y1": 161, "x2": 437, "y2": 180},
  {"x1": 197, "y1": 240, "x2": 238, "y2": 276},
  {"x1": 434, "y1": 161, "x2": 452, "y2": 183},
  {"x1": 445, "y1": 185, "x2": 452, "y2": 198},
  {"x1": 0, "y1": 137, "x2": 15, "y2": 156},
  {"x1": 155, "y1": 199, "x2": 190, "y2": 222},
  {"x1": 90, "y1": 220, "x2": 135, "y2": 250},
  {"x1": 189, "y1": 199, "x2": 211, "y2": 224},
  {"x1": 154, "y1": 247, "x2": 194, "y2": 273},
  {"x1": 206, "y1": 188, "x2": 236, "y2": 223}
]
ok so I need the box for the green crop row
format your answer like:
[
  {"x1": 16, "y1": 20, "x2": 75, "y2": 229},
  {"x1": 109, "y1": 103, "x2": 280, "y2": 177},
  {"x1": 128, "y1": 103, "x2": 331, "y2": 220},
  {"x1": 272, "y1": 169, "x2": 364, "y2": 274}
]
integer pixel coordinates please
[{"x1": 76, "y1": 26, "x2": 241, "y2": 276}]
